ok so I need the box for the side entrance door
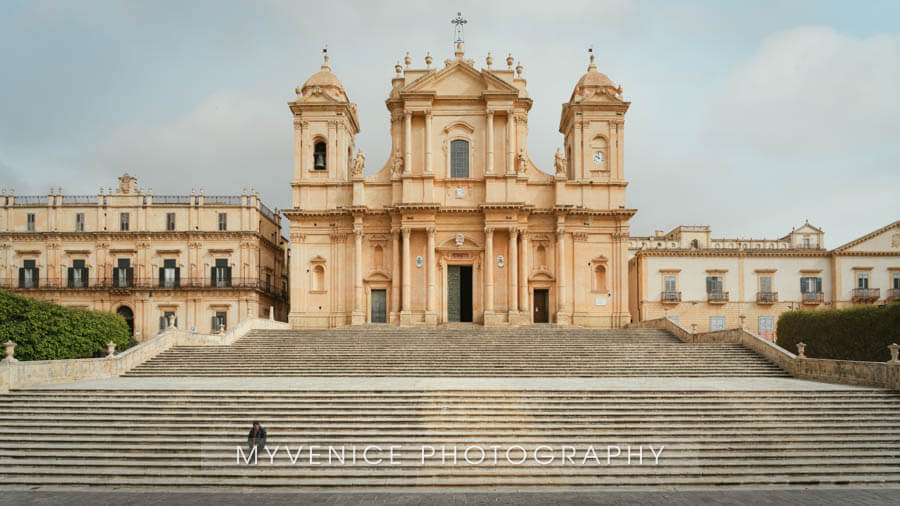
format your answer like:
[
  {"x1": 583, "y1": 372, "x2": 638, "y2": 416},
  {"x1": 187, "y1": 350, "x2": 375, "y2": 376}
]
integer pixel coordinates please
[
  {"x1": 370, "y1": 289, "x2": 387, "y2": 323},
  {"x1": 533, "y1": 289, "x2": 549, "y2": 323}
]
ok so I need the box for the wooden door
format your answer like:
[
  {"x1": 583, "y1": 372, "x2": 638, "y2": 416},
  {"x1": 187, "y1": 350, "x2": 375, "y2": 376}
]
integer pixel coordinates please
[
  {"x1": 371, "y1": 289, "x2": 387, "y2": 323},
  {"x1": 533, "y1": 289, "x2": 548, "y2": 323}
]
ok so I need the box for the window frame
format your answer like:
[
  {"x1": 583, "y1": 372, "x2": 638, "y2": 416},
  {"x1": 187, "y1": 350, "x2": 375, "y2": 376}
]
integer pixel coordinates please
[
  {"x1": 119, "y1": 212, "x2": 130, "y2": 232},
  {"x1": 449, "y1": 139, "x2": 470, "y2": 178}
]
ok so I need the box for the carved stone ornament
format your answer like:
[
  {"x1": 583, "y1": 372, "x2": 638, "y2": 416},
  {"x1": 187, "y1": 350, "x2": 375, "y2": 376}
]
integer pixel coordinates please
[
  {"x1": 351, "y1": 150, "x2": 366, "y2": 177},
  {"x1": 455, "y1": 234, "x2": 465, "y2": 247},
  {"x1": 554, "y1": 148, "x2": 566, "y2": 176},
  {"x1": 391, "y1": 149, "x2": 404, "y2": 174},
  {"x1": 497, "y1": 255, "x2": 505, "y2": 268}
]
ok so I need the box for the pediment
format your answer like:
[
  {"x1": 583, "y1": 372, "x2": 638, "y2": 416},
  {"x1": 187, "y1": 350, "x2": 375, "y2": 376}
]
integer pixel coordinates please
[
  {"x1": 365, "y1": 270, "x2": 391, "y2": 282},
  {"x1": 835, "y1": 222, "x2": 900, "y2": 253},
  {"x1": 438, "y1": 233, "x2": 481, "y2": 249},
  {"x1": 529, "y1": 269, "x2": 555, "y2": 282},
  {"x1": 309, "y1": 255, "x2": 327, "y2": 264},
  {"x1": 405, "y1": 62, "x2": 517, "y2": 96}
]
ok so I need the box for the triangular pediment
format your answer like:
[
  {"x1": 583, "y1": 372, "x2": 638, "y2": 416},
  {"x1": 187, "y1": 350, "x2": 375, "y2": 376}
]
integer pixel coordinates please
[
  {"x1": 834, "y1": 221, "x2": 900, "y2": 253},
  {"x1": 405, "y1": 62, "x2": 517, "y2": 96}
]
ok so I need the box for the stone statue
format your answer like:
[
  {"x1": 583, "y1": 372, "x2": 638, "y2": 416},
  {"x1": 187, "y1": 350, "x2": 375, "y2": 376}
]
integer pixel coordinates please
[
  {"x1": 517, "y1": 150, "x2": 527, "y2": 174},
  {"x1": 351, "y1": 149, "x2": 365, "y2": 177},
  {"x1": 554, "y1": 148, "x2": 566, "y2": 176},
  {"x1": 391, "y1": 149, "x2": 404, "y2": 174}
]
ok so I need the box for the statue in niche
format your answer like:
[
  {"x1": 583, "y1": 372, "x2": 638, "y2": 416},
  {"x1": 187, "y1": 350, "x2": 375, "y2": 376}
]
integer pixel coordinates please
[
  {"x1": 517, "y1": 150, "x2": 528, "y2": 174},
  {"x1": 391, "y1": 149, "x2": 404, "y2": 174}
]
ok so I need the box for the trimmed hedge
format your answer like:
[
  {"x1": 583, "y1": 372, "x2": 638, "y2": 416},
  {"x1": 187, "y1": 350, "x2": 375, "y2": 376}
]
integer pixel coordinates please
[
  {"x1": 777, "y1": 303, "x2": 900, "y2": 362},
  {"x1": 0, "y1": 290, "x2": 133, "y2": 361}
]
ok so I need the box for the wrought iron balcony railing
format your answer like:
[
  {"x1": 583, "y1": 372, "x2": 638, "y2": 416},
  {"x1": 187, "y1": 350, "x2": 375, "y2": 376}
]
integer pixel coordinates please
[
  {"x1": 801, "y1": 292, "x2": 824, "y2": 304},
  {"x1": 660, "y1": 291, "x2": 681, "y2": 303},
  {"x1": 756, "y1": 291, "x2": 778, "y2": 304},
  {"x1": 707, "y1": 291, "x2": 729, "y2": 303},
  {"x1": 852, "y1": 288, "x2": 880, "y2": 302}
]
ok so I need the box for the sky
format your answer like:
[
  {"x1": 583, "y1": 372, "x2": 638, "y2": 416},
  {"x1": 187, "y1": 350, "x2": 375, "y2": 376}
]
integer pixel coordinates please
[{"x1": 0, "y1": 0, "x2": 897, "y2": 248}]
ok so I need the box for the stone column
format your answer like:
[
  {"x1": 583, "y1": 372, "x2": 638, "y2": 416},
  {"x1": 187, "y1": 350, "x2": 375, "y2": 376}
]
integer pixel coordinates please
[
  {"x1": 391, "y1": 228, "x2": 400, "y2": 322},
  {"x1": 401, "y1": 227, "x2": 411, "y2": 312},
  {"x1": 556, "y1": 224, "x2": 570, "y2": 324},
  {"x1": 573, "y1": 119, "x2": 582, "y2": 179},
  {"x1": 484, "y1": 227, "x2": 494, "y2": 314},
  {"x1": 519, "y1": 231, "x2": 529, "y2": 318},
  {"x1": 352, "y1": 224, "x2": 364, "y2": 325},
  {"x1": 289, "y1": 233, "x2": 305, "y2": 325},
  {"x1": 424, "y1": 111, "x2": 433, "y2": 174},
  {"x1": 509, "y1": 228, "x2": 519, "y2": 314},
  {"x1": 506, "y1": 110, "x2": 515, "y2": 174},
  {"x1": 403, "y1": 112, "x2": 412, "y2": 174},
  {"x1": 486, "y1": 110, "x2": 494, "y2": 174},
  {"x1": 426, "y1": 226, "x2": 436, "y2": 324}
]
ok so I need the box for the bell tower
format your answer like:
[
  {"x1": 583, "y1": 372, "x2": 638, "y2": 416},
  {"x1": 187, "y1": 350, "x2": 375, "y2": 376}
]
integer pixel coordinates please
[
  {"x1": 289, "y1": 51, "x2": 360, "y2": 201},
  {"x1": 559, "y1": 50, "x2": 629, "y2": 183}
]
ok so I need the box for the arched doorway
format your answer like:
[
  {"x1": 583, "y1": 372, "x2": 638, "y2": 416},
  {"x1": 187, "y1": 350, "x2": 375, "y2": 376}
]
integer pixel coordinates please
[{"x1": 116, "y1": 306, "x2": 134, "y2": 336}]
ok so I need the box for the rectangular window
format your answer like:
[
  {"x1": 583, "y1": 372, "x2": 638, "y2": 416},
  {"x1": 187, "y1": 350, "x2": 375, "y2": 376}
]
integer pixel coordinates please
[
  {"x1": 166, "y1": 212, "x2": 176, "y2": 231},
  {"x1": 758, "y1": 316, "x2": 775, "y2": 340},
  {"x1": 800, "y1": 276, "x2": 822, "y2": 293},
  {"x1": 664, "y1": 275, "x2": 677, "y2": 292},
  {"x1": 857, "y1": 272, "x2": 869, "y2": 289},
  {"x1": 26, "y1": 213, "x2": 35, "y2": 232},
  {"x1": 75, "y1": 213, "x2": 85, "y2": 232},
  {"x1": 212, "y1": 258, "x2": 231, "y2": 287},
  {"x1": 705, "y1": 276, "x2": 723, "y2": 293},
  {"x1": 19, "y1": 259, "x2": 38, "y2": 288},
  {"x1": 759, "y1": 276, "x2": 772, "y2": 293},
  {"x1": 68, "y1": 259, "x2": 88, "y2": 288},
  {"x1": 218, "y1": 213, "x2": 227, "y2": 231},
  {"x1": 709, "y1": 316, "x2": 726, "y2": 331},
  {"x1": 119, "y1": 212, "x2": 130, "y2": 231},
  {"x1": 160, "y1": 259, "x2": 179, "y2": 288},
  {"x1": 114, "y1": 258, "x2": 132, "y2": 288},
  {"x1": 894, "y1": 273, "x2": 900, "y2": 289}
]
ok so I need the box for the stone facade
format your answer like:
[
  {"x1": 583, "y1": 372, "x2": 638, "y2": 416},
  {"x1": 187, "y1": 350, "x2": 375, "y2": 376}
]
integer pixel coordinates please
[
  {"x1": 0, "y1": 175, "x2": 288, "y2": 341},
  {"x1": 629, "y1": 221, "x2": 900, "y2": 338},
  {"x1": 284, "y1": 49, "x2": 634, "y2": 327}
]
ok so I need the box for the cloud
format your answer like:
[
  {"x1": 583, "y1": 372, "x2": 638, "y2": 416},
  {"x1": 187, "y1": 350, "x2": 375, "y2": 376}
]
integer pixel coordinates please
[
  {"x1": 706, "y1": 26, "x2": 900, "y2": 158},
  {"x1": 86, "y1": 90, "x2": 293, "y2": 209}
]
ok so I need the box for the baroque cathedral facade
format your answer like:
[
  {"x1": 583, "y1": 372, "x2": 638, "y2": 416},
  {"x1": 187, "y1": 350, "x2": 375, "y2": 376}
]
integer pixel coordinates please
[{"x1": 285, "y1": 46, "x2": 634, "y2": 328}]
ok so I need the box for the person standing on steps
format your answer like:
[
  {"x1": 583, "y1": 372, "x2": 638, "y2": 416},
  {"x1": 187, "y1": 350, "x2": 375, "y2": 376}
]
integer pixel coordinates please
[{"x1": 248, "y1": 421, "x2": 266, "y2": 452}]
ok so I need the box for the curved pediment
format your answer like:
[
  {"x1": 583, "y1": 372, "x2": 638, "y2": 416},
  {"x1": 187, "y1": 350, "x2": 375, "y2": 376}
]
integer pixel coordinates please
[
  {"x1": 365, "y1": 269, "x2": 391, "y2": 282},
  {"x1": 529, "y1": 269, "x2": 555, "y2": 282},
  {"x1": 438, "y1": 233, "x2": 482, "y2": 250},
  {"x1": 443, "y1": 121, "x2": 475, "y2": 134}
]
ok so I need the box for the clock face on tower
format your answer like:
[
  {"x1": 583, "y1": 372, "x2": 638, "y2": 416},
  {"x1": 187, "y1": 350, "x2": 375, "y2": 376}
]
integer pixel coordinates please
[{"x1": 593, "y1": 151, "x2": 605, "y2": 165}]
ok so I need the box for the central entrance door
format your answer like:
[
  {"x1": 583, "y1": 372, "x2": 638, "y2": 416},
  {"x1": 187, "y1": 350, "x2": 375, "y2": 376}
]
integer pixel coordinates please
[
  {"x1": 533, "y1": 289, "x2": 549, "y2": 323},
  {"x1": 447, "y1": 265, "x2": 473, "y2": 322},
  {"x1": 370, "y1": 289, "x2": 387, "y2": 323}
]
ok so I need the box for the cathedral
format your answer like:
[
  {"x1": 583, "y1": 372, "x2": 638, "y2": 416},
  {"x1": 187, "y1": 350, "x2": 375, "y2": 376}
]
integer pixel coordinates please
[{"x1": 284, "y1": 44, "x2": 634, "y2": 328}]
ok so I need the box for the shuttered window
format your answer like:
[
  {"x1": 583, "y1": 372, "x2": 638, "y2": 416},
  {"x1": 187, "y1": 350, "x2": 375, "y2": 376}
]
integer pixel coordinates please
[
  {"x1": 450, "y1": 140, "x2": 469, "y2": 178},
  {"x1": 705, "y1": 276, "x2": 723, "y2": 293},
  {"x1": 75, "y1": 213, "x2": 85, "y2": 232}
]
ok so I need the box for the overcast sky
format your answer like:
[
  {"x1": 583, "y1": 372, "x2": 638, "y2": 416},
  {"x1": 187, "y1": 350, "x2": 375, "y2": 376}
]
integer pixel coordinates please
[{"x1": 1, "y1": 0, "x2": 897, "y2": 247}]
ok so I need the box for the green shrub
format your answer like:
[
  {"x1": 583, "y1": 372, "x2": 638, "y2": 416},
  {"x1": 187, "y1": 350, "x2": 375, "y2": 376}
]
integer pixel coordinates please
[
  {"x1": 777, "y1": 303, "x2": 900, "y2": 362},
  {"x1": 0, "y1": 290, "x2": 132, "y2": 361}
]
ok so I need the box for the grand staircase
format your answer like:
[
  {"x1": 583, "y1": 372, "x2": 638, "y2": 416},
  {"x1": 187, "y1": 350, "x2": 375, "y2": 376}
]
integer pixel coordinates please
[
  {"x1": 124, "y1": 327, "x2": 788, "y2": 377},
  {"x1": 2, "y1": 327, "x2": 898, "y2": 489}
]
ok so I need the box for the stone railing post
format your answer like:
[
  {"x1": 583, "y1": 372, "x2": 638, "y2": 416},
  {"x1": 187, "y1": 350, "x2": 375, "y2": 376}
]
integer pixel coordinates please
[
  {"x1": 167, "y1": 314, "x2": 176, "y2": 329},
  {"x1": 690, "y1": 323, "x2": 698, "y2": 344},
  {"x1": 106, "y1": 341, "x2": 116, "y2": 358},
  {"x1": 3, "y1": 341, "x2": 17, "y2": 362},
  {"x1": 796, "y1": 342, "x2": 806, "y2": 359},
  {"x1": 269, "y1": 306, "x2": 274, "y2": 320},
  {"x1": 889, "y1": 343, "x2": 899, "y2": 364}
]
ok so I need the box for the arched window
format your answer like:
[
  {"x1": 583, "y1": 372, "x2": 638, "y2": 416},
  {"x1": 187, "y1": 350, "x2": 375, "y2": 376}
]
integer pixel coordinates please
[
  {"x1": 536, "y1": 245, "x2": 547, "y2": 268},
  {"x1": 313, "y1": 265, "x2": 325, "y2": 291},
  {"x1": 450, "y1": 139, "x2": 469, "y2": 178},
  {"x1": 313, "y1": 141, "x2": 327, "y2": 170},
  {"x1": 593, "y1": 265, "x2": 607, "y2": 292}
]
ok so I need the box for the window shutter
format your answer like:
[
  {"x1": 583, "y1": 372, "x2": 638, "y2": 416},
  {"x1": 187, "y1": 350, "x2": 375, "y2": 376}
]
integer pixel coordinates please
[
  {"x1": 226, "y1": 267, "x2": 232, "y2": 286},
  {"x1": 706, "y1": 276, "x2": 712, "y2": 292},
  {"x1": 33, "y1": 269, "x2": 39, "y2": 288},
  {"x1": 159, "y1": 268, "x2": 164, "y2": 287},
  {"x1": 211, "y1": 267, "x2": 216, "y2": 286},
  {"x1": 211, "y1": 316, "x2": 217, "y2": 332},
  {"x1": 174, "y1": 267, "x2": 180, "y2": 287},
  {"x1": 127, "y1": 267, "x2": 134, "y2": 287},
  {"x1": 82, "y1": 267, "x2": 89, "y2": 283},
  {"x1": 800, "y1": 277, "x2": 806, "y2": 293},
  {"x1": 113, "y1": 268, "x2": 120, "y2": 286},
  {"x1": 816, "y1": 277, "x2": 822, "y2": 292},
  {"x1": 68, "y1": 268, "x2": 75, "y2": 288}
]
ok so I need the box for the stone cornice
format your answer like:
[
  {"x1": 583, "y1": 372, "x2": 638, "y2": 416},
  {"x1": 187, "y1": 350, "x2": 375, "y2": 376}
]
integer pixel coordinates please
[
  {"x1": 0, "y1": 230, "x2": 284, "y2": 253},
  {"x1": 635, "y1": 248, "x2": 831, "y2": 258}
]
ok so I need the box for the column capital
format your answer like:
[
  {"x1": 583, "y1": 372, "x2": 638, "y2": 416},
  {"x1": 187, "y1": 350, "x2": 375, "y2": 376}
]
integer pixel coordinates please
[
  {"x1": 404, "y1": 110, "x2": 413, "y2": 118},
  {"x1": 485, "y1": 226, "x2": 495, "y2": 236},
  {"x1": 426, "y1": 225, "x2": 436, "y2": 235},
  {"x1": 509, "y1": 228, "x2": 518, "y2": 239},
  {"x1": 486, "y1": 109, "x2": 495, "y2": 117},
  {"x1": 353, "y1": 225, "x2": 363, "y2": 237}
]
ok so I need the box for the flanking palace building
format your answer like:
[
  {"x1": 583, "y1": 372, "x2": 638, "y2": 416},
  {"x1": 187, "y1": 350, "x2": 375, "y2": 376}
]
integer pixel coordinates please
[{"x1": 2, "y1": 44, "x2": 898, "y2": 338}]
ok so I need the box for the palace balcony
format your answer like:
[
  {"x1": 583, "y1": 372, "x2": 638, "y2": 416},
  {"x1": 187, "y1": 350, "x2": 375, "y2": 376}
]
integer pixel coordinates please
[
  {"x1": 888, "y1": 288, "x2": 900, "y2": 303},
  {"x1": 707, "y1": 291, "x2": 729, "y2": 304},
  {"x1": 801, "y1": 292, "x2": 824, "y2": 305},
  {"x1": 1, "y1": 277, "x2": 288, "y2": 300},
  {"x1": 852, "y1": 288, "x2": 880, "y2": 303},
  {"x1": 756, "y1": 291, "x2": 778, "y2": 304},
  {"x1": 660, "y1": 291, "x2": 681, "y2": 303}
]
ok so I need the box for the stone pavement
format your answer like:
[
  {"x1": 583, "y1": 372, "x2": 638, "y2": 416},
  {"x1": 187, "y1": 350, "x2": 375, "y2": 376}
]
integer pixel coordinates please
[
  {"x1": 2, "y1": 489, "x2": 899, "y2": 505},
  {"x1": 25, "y1": 375, "x2": 870, "y2": 391}
]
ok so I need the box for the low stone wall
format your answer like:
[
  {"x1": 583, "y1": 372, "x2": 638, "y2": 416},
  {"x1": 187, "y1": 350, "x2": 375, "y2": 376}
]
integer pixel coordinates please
[
  {"x1": 0, "y1": 317, "x2": 289, "y2": 392},
  {"x1": 632, "y1": 317, "x2": 899, "y2": 390}
]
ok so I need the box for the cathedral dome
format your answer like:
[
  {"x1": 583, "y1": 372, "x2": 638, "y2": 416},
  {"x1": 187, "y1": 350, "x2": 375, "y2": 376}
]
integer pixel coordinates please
[
  {"x1": 298, "y1": 54, "x2": 349, "y2": 102},
  {"x1": 569, "y1": 54, "x2": 621, "y2": 103}
]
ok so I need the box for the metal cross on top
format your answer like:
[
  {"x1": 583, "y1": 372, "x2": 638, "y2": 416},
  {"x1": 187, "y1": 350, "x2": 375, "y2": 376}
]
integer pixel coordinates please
[{"x1": 451, "y1": 12, "x2": 467, "y2": 46}]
